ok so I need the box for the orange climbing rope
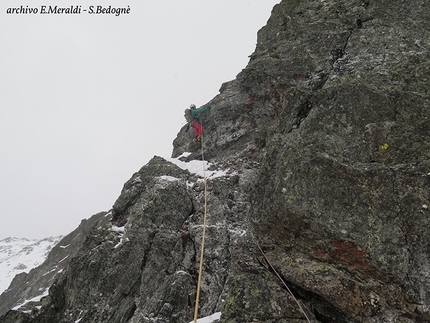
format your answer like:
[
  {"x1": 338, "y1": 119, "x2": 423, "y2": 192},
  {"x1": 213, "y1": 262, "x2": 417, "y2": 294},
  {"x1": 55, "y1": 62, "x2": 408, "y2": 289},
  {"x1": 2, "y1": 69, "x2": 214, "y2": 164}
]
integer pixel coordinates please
[
  {"x1": 191, "y1": 124, "x2": 309, "y2": 323},
  {"x1": 193, "y1": 134, "x2": 208, "y2": 323}
]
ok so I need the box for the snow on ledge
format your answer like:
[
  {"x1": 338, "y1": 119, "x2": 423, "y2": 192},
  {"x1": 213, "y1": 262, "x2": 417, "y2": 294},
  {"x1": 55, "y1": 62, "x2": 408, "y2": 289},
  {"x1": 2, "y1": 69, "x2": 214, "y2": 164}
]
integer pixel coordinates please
[
  {"x1": 158, "y1": 175, "x2": 181, "y2": 182},
  {"x1": 167, "y1": 153, "x2": 230, "y2": 179},
  {"x1": 12, "y1": 287, "x2": 49, "y2": 312},
  {"x1": 189, "y1": 312, "x2": 222, "y2": 323},
  {"x1": 111, "y1": 225, "x2": 128, "y2": 249},
  {"x1": 111, "y1": 225, "x2": 125, "y2": 233}
]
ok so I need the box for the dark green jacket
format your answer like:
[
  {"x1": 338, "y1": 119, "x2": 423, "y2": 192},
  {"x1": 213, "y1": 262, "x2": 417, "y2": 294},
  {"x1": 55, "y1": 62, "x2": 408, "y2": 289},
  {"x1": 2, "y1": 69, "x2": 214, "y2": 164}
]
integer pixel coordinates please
[{"x1": 190, "y1": 107, "x2": 208, "y2": 120}]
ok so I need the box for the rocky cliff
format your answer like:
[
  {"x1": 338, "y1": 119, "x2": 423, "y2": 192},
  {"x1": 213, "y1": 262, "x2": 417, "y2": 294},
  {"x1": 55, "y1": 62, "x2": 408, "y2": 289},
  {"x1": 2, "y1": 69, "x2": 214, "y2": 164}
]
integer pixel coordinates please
[{"x1": 1, "y1": 0, "x2": 429, "y2": 322}]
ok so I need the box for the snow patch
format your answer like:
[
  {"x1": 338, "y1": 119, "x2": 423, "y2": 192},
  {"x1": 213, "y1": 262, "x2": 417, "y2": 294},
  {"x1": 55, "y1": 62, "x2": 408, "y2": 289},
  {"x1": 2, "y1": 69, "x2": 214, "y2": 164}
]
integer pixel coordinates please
[
  {"x1": 189, "y1": 312, "x2": 222, "y2": 323},
  {"x1": 228, "y1": 228, "x2": 247, "y2": 237},
  {"x1": 12, "y1": 287, "x2": 49, "y2": 312},
  {"x1": 0, "y1": 236, "x2": 62, "y2": 294},
  {"x1": 42, "y1": 267, "x2": 58, "y2": 277},
  {"x1": 155, "y1": 175, "x2": 182, "y2": 189},
  {"x1": 59, "y1": 255, "x2": 70, "y2": 263},
  {"x1": 179, "y1": 152, "x2": 192, "y2": 158},
  {"x1": 111, "y1": 225, "x2": 128, "y2": 249},
  {"x1": 131, "y1": 176, "x2": 142, "y2": 184},
  {"x1": 186, "y1": 180, "x2": 195, "y2": 188},
  {"x1": 167, "y1": 154, "x2": 231, "y2": 179},
  {"x1": 159, "y1": 175, "x2": 180, "y2": 182},
  {"x1": 111, "y1": 225, "x2": 125, "y2": 233},
  {"x1": 174, "y1": 270, "x2": 188, "y2": 275}
]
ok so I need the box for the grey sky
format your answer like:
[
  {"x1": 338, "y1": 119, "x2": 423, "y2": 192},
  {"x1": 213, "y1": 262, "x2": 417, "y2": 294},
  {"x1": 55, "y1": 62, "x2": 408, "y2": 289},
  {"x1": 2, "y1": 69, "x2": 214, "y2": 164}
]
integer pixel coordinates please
[{"x1": 0, "y1": 0, "x2": 279, "y2": 239}]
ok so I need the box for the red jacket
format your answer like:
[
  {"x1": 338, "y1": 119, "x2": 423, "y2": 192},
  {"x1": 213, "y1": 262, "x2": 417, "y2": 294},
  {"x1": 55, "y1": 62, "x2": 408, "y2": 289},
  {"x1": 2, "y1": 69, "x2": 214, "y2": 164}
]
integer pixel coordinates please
[{"x1": 191, "y1": 121, "x2": 203, "y2": 137}]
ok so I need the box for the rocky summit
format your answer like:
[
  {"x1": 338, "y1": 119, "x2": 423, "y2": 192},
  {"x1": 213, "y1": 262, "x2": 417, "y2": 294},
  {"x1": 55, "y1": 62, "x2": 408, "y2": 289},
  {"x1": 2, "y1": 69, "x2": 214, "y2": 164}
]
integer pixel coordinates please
[{"x1": 1, "y1": 0, "x2": 429, "y2": 322}]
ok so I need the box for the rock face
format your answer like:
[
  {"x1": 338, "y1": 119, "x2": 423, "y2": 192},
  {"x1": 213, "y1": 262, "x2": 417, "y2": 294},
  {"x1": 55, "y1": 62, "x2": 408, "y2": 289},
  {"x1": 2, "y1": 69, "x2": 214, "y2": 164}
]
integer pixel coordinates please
[{"x1": 1, "y1": 0, "x2": 429, "y2": 322}]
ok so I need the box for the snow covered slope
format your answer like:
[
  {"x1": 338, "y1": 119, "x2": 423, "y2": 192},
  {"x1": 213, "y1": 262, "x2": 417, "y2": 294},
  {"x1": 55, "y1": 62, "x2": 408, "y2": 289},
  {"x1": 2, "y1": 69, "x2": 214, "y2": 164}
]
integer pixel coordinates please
[{"x1": 0, "y1": 236, "x2": 62, "y2": 294}]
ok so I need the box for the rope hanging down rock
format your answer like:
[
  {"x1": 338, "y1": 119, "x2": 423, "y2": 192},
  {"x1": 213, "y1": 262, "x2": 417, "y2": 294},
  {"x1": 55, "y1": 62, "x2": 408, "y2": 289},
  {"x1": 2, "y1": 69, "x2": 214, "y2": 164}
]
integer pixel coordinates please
[
  {"x1": 191, "y1": 127, "x2": 309, "y2": 323},
  {"x1": 255, "y1": 241, "x2": 312, "y2": 323},
  {"x1": 193, "y1": 132, "x2": 208, "y2": 323}
]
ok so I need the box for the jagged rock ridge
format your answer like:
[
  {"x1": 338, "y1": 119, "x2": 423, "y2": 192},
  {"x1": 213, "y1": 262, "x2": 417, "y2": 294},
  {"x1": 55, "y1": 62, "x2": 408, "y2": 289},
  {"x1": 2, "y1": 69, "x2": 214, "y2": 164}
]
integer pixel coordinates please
[{"x1": 1, "y1": 0, "x2": 429, "y2": 322}]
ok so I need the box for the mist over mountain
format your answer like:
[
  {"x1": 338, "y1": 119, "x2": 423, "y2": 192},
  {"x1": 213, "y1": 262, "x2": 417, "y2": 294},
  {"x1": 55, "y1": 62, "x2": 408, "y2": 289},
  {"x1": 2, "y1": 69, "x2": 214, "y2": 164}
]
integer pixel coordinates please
[{"x1": 1, "y1": 0, "x2": 429, "y2": 322}]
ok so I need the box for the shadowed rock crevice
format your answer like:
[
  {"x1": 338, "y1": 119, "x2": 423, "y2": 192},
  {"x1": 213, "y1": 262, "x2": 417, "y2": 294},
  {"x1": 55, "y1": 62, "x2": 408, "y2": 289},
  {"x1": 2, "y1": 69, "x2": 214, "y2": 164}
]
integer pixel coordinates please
[{"x1": 256, "y1": 247, "x2": 356, "y2": 323}]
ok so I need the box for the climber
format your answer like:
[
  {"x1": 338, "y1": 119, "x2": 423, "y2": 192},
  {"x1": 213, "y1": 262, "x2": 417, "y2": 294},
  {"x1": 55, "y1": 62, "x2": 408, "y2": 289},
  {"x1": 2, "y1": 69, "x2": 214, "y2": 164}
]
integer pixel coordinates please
[
  {"x1": 191, "y1": 120, "x2": 203, "y2": 146},
  {"x1": 184, "y1": 104, "x2": 209, "y2": 150},
  {"x1": 184, "y1": 104, "x2": 208, "y2": 122}
]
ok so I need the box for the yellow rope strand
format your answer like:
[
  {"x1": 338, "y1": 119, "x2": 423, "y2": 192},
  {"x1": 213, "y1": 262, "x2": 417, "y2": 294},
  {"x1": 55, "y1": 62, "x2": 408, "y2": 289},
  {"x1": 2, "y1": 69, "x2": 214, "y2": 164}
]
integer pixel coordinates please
[
  {"x1": 191, "y1": 130, "x2": 309, "y2": 322},
  {"x1": 194, "y1": 134, "x2": 207, "y2": 323}
]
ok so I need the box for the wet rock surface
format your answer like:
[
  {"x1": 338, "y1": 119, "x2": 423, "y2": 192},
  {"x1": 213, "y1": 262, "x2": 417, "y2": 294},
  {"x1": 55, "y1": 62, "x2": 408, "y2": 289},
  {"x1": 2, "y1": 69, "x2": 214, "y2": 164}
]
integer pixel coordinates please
[{"x1": 1, "y1": 0, "x2": 429, "y2": 322}]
